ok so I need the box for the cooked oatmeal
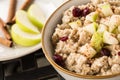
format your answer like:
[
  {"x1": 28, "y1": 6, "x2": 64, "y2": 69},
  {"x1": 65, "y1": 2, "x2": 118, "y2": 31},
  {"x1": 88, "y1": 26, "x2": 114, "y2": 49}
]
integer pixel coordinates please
[{"x1": 52, "y1": 0, "x2": 120, "y2": 76}]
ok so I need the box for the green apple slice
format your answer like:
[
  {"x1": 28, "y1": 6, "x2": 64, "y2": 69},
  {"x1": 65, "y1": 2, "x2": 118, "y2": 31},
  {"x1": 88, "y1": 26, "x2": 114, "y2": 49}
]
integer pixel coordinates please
[
  {"x1": 91, "y1": 32, "x2": 103, "y2": 52},
  {"x1": 99, "y1": 3, "x2": 113, "y2": 17},
  {"x1": 16, "y1": 10, "x2": 40, "y2": 34},
  {"x1": 28, "y1": 4, "x2": 45, "y2": 29},
  {"x1": 84, "y1": 22, "x2": 98, "y2": 34},
  {"x1": 97, "y1": 24, "x2": 108, "y2": 33},
  {"x1": 103, "y1": 31, "x2": 119, "y2": 44},
  {"x1": 86, "y1": 12, "x2": 98, "y2": 22},
  {"x1": 11, "y1": 24, "x2": 41, "y2": 46}
]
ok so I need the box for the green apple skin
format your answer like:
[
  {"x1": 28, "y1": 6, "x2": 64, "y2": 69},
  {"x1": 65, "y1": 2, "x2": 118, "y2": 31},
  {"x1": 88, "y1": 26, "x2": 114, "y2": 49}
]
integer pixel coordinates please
[
  {"x1": 27, "y1": 4, "x2": 45, "y2": 29},
  {"x1": 16, "y1": 10, "x2": 40, "y2": 34},
  {"x1": 91, "y1": 32, "x2": 103, "y2": 52},
  {"x1": 11, "y1": 24, "x2": 41, "y2": 47}
]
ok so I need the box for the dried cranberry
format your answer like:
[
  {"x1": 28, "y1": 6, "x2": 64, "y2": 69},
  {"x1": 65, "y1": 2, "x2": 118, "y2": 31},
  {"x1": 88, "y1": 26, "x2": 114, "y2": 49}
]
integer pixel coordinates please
[
  {"x1": 118, "y1": 52, "x2": 120, "y2": 56},
  {"x1": 53, "y1": 54, "x2": 65, "y2": 67},
  {"x1": 100, "y1": 48, "x2": 111, "y2": 57},
  {"x1": 60, "y1": 36, "x2": 68, "y2": 41},
  {"x1": 82, "y1": 7, "x2": 90, "y2": 16},
  {"x1": 72, "y1": 7, "x2": 82, "y2": 17}
]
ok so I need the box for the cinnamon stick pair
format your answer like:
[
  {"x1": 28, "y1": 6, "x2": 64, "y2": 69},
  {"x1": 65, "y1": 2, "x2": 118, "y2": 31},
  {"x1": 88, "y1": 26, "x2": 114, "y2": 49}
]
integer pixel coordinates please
[
  {"x1": 0, "y1": 0, "x2": 17, "y2": 47},
  {"x1": 0, "y1": 18, "x2": 12, "y2": 47},
  {"x1": 0, "y1": 0, "x2": 32, "y2": 47}
]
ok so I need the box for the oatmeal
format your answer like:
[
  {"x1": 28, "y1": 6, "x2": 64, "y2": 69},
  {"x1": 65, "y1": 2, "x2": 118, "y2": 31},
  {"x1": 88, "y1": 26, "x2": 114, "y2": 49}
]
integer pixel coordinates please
[{"x1": 52, "y1": 0, "x2": 120, "y2": 76}]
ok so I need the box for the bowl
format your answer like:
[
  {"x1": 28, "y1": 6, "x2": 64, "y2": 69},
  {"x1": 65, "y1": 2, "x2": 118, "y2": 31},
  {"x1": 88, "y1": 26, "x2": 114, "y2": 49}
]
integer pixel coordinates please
[{"x1": 42, "y1": 0, "x2": 120, "y2": 80}]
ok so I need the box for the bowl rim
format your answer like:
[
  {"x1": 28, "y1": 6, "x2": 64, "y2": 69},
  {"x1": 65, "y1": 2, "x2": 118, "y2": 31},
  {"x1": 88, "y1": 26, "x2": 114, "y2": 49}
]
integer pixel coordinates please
[{"x1": 42, "y1": 0, "x2": 120, "y2": 79}]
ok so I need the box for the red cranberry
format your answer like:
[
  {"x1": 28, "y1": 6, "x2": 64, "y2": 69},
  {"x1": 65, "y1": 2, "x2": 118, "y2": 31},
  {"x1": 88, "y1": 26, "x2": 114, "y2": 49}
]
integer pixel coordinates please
[
  {"x1": 118, "y1": 52, "x2": 120, "y2": 56},
  {"x1": 82, "y1": 7, "x2": 90, "y2": 16},
  {"x1": 100, "y1": 48, "x2": 111, "y2": 57},
  {"x1": 60, "y1": 36, "x2": 68, "y2": 41},
  {"x1": 72, "y1": 7, "x2": 82, "y2": 17},
  {"x1": 53, "y1": 54, "x2": 65, "y2": 67}
]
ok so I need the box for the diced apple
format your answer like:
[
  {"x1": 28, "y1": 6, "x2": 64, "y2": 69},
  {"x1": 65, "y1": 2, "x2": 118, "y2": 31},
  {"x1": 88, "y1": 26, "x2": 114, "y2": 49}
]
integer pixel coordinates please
[
  {"x1": 103, "y1": 31, "x2": 119, "y2": 44},
  {"x1": 109, "y1": 15, "x2": 120, "y2": 32},
  {"x1": 84, "y1": 22, "x2": 98, "y2": 34},
  {"x1": 99, "y1": 3, "x2": 113, "y2": 17},
  {"x1": 79, "y1": 43, "x2": 97, "y2": 58},
  {"x1": 91, "y1": 32, "x2": 103, "y2": 52},
  {"x1": 69, "y1": 20, "x2": 82, "y2": 29},
  {"x1": 86, "y1": 12, "x2": 98, "y2": 22},
  {"x1": 97, "y1": 24, "x2": 108, "y2": 33}
]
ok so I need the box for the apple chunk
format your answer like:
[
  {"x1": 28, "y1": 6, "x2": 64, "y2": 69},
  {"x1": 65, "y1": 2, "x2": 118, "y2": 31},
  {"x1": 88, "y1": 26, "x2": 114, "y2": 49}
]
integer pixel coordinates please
[
  {"x1": 109, "y1": 15, "x2": 120, "y2": 32},
  {"x1": 69, "y1": 20, "x2": 82, "y2": 29},
  {"x1": 103, "y1": 31, "x2": 118, "y2": 44},
  {"x1": 97, "y1": 24, "x2": 108, "y2": 33},
  {"x1": 16, "y1": 10, "x2": 40, "y2": 34},
  {"x1": 91, "y1": 32, "x2": 103, "y2": 52},
  {"x1": 99, "y1": 3, "x2": 113, "y2": 17},
  {"x1": 84, "y1": 22, "x2": 98, "y2": 34},
  {"x1": 11, "y1": 24, "x2": 41, "y2": 46},
  {"x1": 86, "y1": 12, "x2": 98, "y2": 22},
  {"x1": 28, "y1": 4, "x2": 45, "y2": 29}
]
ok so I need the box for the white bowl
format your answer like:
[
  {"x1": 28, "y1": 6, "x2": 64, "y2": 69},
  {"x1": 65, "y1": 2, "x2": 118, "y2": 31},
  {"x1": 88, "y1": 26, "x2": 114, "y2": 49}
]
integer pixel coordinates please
[{"x1": 42, "y1": 0, "x2": 120, "y2": 80}]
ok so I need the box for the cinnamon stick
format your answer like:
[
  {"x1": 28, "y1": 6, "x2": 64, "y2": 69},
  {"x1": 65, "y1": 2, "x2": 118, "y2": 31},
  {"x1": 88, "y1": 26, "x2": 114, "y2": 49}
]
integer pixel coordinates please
[
  {"x1": 12, "y1": 0, "x2": 32, "y2": 22},
  {"x1": 0, "y1": 18, "x2": 5, "y2": 27},
  {"x1": 0, "y1": 20, "x2": 11, "y2": 40},
  {"x1": 6, "y1": 0, "x2": 17, "y2": 24},
  {"x1": 0, "y1": 37, "x2": 12, "y2": 47}
]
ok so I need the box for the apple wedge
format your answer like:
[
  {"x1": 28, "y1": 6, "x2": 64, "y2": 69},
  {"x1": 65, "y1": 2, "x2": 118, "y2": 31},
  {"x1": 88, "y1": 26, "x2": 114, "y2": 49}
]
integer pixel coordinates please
[
  {"x1": 11, "y1": 24, "x2": 41, "y2": 46},
  {"x1": 16, "y1": 10, "x2": 40, "y2": 34},
  {"x1": 103, "y1": 31, "x2": 119, "y2": 44},
  {"x1": 28, "y1": 4, "x2": 45, "y2": 29}
]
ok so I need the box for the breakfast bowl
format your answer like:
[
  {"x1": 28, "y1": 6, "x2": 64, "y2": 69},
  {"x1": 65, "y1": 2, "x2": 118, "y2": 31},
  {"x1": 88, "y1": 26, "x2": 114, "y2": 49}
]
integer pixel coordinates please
[{"x1": 42, "y1": 0, "x2": 120, "y2": 80}]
